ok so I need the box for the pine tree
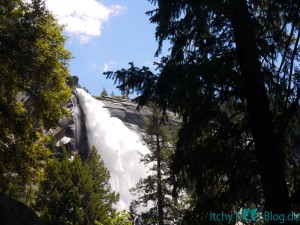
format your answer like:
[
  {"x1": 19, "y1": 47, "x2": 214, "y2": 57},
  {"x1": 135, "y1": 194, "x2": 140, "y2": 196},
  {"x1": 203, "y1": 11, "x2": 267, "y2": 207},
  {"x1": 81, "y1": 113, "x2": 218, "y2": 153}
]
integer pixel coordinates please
[
  {"x1": 36, "y1": 146, "x2": 119, "y2": 225},
  {"x1": 85, "y1": 146, "x2": 119, "y2": 221},
  {"x1": 130, "y1": 104, "x2": 186, "y2": 225},
  {"x1": 101, "y1": 87, "x2": 108, "y2": 97}
]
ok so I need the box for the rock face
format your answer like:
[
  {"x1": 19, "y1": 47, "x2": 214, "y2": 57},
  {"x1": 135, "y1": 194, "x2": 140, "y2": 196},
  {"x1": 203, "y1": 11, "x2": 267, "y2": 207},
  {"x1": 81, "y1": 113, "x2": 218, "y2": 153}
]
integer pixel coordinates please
[
  {"x1": 66, "y1": 89, "x2": 90, "y2": 159},
  {"x1": 100, "y1": 96, "x2": 180, "y2": 134},
  {"x1": 100, "y1": 96, "x2": 151, "y2": 133},
  {"x1": 0, "y1": 193, "x2": 45, "y2": 225},
  {"x1": 51, "y1": 89, "x2": 90, "y2": 159}
]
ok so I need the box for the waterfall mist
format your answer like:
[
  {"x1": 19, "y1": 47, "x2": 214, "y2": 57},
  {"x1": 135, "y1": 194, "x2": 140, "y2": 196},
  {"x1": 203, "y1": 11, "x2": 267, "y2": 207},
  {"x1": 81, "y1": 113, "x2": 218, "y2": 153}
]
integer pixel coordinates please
[{"x1": 76, "y1": 88, "x2": 149, "y2": 210}]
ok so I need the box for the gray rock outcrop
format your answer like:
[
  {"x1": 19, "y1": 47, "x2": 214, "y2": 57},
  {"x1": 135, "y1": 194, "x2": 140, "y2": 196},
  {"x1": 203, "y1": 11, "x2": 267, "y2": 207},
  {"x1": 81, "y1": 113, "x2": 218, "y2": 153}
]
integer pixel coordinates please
[
  {"x1": 50, "y1": 89, "x2": 90, "y2": 159},
  {"x1": 100, "y1": 96, "x2": 151, "y2": 133},
  {"x1": 0, "y1": 193, "x2": 45, "y2": 225},
  {"x1": 99, "y1": 96, "x2": 180, "y2": 134}
]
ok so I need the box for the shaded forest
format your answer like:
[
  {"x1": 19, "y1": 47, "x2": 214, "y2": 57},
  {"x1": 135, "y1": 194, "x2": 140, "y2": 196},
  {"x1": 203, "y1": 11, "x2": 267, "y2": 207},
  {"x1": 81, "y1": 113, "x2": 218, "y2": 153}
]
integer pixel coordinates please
[{"x1": 105, "y1": 0, "x2": 300, "y2": 224}]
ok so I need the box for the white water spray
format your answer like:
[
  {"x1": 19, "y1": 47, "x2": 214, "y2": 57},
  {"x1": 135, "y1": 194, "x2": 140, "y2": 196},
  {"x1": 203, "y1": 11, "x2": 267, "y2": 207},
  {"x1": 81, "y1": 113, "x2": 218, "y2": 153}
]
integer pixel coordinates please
[{"x1": 76, "y1": 88, "x2": 148, "y2": 210}]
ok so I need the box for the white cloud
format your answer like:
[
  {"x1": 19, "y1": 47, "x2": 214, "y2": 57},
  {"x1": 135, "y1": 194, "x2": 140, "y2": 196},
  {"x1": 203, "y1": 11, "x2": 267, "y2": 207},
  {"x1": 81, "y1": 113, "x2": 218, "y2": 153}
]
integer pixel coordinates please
[
  {"x1": 103, "y1": 60, "x2": 116, "y2": 72},
  {"x1": 103, "y1": 63, "x2": 109, "y2": 72},
  {"x1": 45, "y1": 0, "x2": 125, "y2": 43}
]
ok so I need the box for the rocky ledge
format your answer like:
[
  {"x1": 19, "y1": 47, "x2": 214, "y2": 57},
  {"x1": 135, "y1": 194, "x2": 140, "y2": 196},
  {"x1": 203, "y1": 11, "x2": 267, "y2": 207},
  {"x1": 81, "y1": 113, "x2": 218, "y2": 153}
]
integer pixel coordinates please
[
  {"x1": 99, "y1": 96, "x2": 180, "y2": 134},
  {"x1": 0, "y1": 193, "x2": 45, "y2": 225}
]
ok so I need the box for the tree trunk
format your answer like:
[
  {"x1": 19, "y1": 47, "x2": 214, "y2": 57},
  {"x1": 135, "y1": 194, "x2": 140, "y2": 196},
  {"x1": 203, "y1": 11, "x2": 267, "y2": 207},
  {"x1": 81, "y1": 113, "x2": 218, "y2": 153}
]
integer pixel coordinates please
[
  {"x1": 228, "y1": 0, "x2": 292, "y2": 223},
  {"x1": 156, "y1": 133, "x2": 164, "y2": 225}
]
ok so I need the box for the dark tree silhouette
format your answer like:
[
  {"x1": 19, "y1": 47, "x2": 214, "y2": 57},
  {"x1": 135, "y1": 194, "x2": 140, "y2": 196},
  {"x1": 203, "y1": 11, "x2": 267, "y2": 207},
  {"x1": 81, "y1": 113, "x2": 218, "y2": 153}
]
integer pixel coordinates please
[{"x1": 105, "y1": 1, "x2": 300, "y2": 224}]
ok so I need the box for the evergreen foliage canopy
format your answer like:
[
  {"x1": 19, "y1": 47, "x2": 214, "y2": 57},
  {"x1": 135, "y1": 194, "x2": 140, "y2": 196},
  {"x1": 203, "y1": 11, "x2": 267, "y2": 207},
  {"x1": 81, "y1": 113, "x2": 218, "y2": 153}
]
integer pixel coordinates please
[
  {"x1": 105, "y1": 1, "x2": 300, "y2": 224},
  {"x1": 36, "y1": 146, "x2": 119, "y2": 225}
]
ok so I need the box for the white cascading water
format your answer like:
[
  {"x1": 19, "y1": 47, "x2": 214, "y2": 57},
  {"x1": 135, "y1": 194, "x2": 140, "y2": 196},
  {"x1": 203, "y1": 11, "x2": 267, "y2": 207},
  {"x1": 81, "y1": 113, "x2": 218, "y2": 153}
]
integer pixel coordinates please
[{"x1": 76, "y1": 88, "x2": 149, "y2": 210}]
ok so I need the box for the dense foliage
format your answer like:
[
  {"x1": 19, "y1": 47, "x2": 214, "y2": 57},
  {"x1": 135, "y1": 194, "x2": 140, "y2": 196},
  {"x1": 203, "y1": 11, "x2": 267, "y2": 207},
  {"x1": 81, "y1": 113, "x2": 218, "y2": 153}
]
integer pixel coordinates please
[
  {"x1": 95, "y1": 210, "x2": 132, "y2": 225},
  {"x1": 36, "y1": 146, "x2": 119, "y2": 225},
  {"x1": 0, "y1": 0, "x2": 71, "y2": 195},
  {"x1": 105, "y1": 0, "x2": 300, "y2": 224}
]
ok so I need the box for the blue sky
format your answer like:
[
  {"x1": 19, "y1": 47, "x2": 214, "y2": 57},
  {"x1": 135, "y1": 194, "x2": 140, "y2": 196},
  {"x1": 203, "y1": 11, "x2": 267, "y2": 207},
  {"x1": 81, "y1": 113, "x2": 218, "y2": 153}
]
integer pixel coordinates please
[{"x1": 45, "y1": 0, "x2": 167, "y2": 97}]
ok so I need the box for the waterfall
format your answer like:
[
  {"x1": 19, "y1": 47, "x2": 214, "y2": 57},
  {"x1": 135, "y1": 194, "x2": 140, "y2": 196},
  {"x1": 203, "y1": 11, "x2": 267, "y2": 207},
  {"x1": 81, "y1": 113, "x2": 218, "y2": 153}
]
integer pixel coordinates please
[{"x1": 76, "y1": 88, "x2": 149, "y2": 210}]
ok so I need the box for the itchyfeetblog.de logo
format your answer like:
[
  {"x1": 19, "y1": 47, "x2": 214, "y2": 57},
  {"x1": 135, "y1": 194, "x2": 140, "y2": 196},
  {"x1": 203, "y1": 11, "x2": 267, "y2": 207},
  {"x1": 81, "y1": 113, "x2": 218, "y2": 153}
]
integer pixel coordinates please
[{"x1": 209, "y1": 208, "x2": 300, "y2": 224}]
